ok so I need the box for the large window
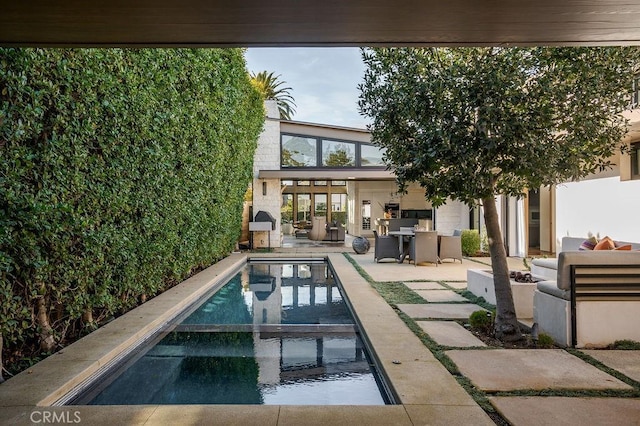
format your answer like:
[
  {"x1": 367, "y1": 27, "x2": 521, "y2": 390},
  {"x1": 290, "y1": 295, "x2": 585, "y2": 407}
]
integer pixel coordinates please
[
  {"x1": 322, "y1": 140, "x2": 356, "y2": 167},
  {"x1": 331, "y1": 193, "x2": 347, "y2": 225},
  {"x1": 360, "y1": 144, "x2": 386, "y2": 166},
  {"x1": 296, "y1": 194, "x2": 311, "y2": 222},
  {"x1": 281, "y1": 194, "x2": 293, "y2": 223},
  {"x1": 632, "y1": 142, "x2": 640, "y2": 179},
  {"x1": 280, "y1": 133, "x2": 385, "y2": 169},
  {"x1": 314, "y1": 194, "x2": 328, "y2": 218},
  {"x1": 282, "y1": 135, "x2": 317, "y2": 167}
]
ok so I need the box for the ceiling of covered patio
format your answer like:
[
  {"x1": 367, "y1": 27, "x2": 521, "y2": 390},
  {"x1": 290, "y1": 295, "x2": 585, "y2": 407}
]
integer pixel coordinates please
[{"x1": 2, "y1": 0, "x2": 640, "y2": 47}]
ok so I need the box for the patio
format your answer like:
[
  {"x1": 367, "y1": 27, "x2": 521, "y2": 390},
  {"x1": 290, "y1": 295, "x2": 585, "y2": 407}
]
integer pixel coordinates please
[{"x1": 2, "y1": 244, "x2": 639, "y2": 425}]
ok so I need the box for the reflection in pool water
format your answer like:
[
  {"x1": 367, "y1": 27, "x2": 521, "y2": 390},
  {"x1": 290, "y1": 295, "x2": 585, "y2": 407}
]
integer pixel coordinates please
[{"x1": 74, "y1": 262, "x2": 389, "y2": 405}]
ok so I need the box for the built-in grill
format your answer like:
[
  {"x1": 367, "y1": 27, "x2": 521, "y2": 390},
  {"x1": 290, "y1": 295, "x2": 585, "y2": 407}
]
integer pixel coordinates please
[
  {"x1": 249, "y1": 210, "x2": 276, "y2": 249},
  {"x1": 253, "y1": 210, "x2": 276, "y2": 230}
]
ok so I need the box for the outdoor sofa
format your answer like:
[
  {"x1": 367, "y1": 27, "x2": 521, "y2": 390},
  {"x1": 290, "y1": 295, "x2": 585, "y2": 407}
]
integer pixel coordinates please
[{"x1": 532, "y1": 236, "x2": 640, "y2": 348}]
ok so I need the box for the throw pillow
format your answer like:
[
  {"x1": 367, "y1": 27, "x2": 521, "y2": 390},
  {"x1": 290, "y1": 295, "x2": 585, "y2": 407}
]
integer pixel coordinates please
[
  {"x1": 594, "y1": 236, "x2": 616, "y2": 250},
  {"x1": 578, "y1": 236, "x2": 598, "y2": 251},
  {"x1": 614, "y1": 244, "x2": 632, "y2": 251}
]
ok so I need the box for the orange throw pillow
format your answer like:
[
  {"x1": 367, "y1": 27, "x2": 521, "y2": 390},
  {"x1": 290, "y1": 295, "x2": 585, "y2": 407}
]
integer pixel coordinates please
[
  {"x1": 614, "y1": 244, "x2": 632, "y2": 251},
  {"x1": 594, "y1": 236, "x2": 616, "y2": 250}
]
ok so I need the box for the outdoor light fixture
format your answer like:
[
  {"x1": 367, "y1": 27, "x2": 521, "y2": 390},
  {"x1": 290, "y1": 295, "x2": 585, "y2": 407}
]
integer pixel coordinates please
[{"x1": 262, "y1": 181, "x2": 267, "y2": 196}]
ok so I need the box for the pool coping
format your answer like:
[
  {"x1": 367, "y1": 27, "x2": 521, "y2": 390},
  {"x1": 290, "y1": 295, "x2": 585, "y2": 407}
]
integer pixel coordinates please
[{"x1": 1, "y1": 252, "x2": 493, "y2": 425}]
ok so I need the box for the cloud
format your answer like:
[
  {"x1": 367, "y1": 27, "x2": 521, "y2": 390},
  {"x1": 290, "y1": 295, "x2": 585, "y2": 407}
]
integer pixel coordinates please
[{"x1": 245, "y1": 47, "x2": 370, "y2": 128}]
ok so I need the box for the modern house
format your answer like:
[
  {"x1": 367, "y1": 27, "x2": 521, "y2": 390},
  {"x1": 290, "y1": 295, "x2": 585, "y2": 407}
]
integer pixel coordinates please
[
  {"x1": 253, "y1": 89, "x2": 640, "y2": 254},
  {"x1": 250, "y1": 102, "x2": 471, "y2": 248}
]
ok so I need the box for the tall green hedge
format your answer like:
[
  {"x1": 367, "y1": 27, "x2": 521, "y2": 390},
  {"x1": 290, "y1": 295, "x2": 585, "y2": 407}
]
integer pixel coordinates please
[{"x1": 0, "y1": 48, "x2": 264, "y2": 376}]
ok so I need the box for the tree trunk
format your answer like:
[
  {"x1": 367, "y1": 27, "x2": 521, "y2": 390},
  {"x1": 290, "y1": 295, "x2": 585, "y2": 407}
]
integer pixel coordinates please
[
  {"x1": 482, "y1": 196, "x2": 522, "y2": 342},
  {"x1": 36, "y1": 285, "x2": 56, "y2": 352},
  {"x1": 82, "y1": 308, "x2": 94, "y2": 326}
]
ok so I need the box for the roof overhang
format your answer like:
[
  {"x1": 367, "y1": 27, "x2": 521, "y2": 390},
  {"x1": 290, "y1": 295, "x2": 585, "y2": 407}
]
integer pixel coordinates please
[
  {"x1": 258, "y1": 169, "x2": 395, "y2": 181},
  {"x1": 2, "y1": 1, "x2": 640, "y2": 47}
]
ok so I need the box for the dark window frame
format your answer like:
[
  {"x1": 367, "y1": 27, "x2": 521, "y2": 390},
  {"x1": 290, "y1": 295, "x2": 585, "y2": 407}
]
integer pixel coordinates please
[
  {"x1": 280, "y1": 132, "x2": 386, "y2": 170},
  {"x1": 632, "y1": 141, "x2": 640, "y2": 179}
]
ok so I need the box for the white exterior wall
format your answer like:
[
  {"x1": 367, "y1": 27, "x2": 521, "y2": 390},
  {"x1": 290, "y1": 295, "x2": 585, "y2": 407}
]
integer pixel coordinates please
[
  {"x1": 434, "y1": 199, "x2": 470, "y2": 235},
  {"x1": 555, "y1": 176, "x2": 640, "y2": 245},
  {"x1": 252, "y1": 101, "x2": 282, "y2": 248}
]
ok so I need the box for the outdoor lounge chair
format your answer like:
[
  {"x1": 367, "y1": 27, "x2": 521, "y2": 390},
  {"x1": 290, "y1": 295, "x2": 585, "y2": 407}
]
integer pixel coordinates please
[
  {"x1": 409, "y1": 231, "x2": 439, "y2": 266},
  {"x1": 373, "y1": 230, "x2": 400, "y2": 263},
  {"x1": 439, "y1": 235, "x2": 463, "y2": 263}
]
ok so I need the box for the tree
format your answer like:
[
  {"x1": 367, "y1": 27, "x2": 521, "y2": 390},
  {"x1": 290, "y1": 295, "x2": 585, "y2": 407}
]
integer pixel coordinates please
[
  {"x1": 250, "y1": 71, "x2": 297, "y2": 120},
  {"x1": 359, "y1": 47, "x2": 640, "y2": 341}
]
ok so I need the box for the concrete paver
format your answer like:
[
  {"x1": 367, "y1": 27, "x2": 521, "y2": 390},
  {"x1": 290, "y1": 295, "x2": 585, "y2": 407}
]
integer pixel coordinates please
[
  {"x1": 446, "y1": 349, "x2": 633, "y2": 392},
  {"x1": 489, "y1": 396, "x2": 640, "y2": 426},
  {"x1": 148, "y1": 405, "x2": 279, "y2": 426},
  {"x1": 398, "y1": 303, "x2": 486, "y2": 319},
  {"x1": 417, "y1": 321, "x2": 487, "y2": 347},
  {"x1": 404, "y1": 404, "x2": 495, "y2": 426},
  {"x1": 581, "y1": 350, "x2": 640, "y2": 383},
  {"x1": 278, "y1": 406, "x2": 411, "y2": 426},
  {"x1": 414, "y1": 289, "x2": 470, "y2": 302}
]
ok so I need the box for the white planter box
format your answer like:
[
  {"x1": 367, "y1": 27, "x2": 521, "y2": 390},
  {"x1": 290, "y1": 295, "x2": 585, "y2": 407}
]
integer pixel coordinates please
[{"x1": 467, "y1": 269, "x2": 536, "y2": 319}]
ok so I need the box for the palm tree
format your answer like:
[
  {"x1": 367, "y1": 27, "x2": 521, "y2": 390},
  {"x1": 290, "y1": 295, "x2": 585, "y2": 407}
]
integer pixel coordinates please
[{"x1": 250, "y1": 71, "x2": 297, "y2": 120}]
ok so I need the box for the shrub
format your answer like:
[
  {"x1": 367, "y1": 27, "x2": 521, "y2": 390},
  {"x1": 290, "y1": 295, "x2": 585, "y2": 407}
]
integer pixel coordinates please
[
  {"x1": 536, "y1": 333, "x2": 555, "y2": 348},
  {"x1": 469, "y1": 309, "x2": 494, "y2": 332},
  {"x1": 609, "y1": 340, "x2": 640, "y2": 350},
  {"x1": 461, "y1": 229, "x2": 481, "y2": 256}
]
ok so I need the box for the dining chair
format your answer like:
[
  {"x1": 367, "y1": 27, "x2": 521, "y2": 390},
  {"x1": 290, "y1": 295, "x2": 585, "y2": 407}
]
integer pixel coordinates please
[
  {"x1": 373, "y1": 230, "x2": 400, "y2": 263},
  {"x1": 410, "y1": 231, "x2": 439, "y2": 266},
  {"x1": 439, "y1": 235, "x2": 463, "y2": 263}
]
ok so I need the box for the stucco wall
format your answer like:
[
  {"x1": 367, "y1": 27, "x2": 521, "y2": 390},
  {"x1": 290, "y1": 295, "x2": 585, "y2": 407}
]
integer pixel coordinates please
[{"x1": 555, "y1": 176, "x2": 640, "y2": 246}]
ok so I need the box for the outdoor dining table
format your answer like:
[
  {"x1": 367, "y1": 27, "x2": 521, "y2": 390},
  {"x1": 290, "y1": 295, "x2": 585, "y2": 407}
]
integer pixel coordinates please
[{"x1": 387, "y1": 230, "x2": 415, "y2": 263}]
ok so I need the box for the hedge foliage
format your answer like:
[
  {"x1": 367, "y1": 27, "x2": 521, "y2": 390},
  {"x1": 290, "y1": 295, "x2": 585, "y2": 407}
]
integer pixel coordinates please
[
  {"x1": 460, "y1": 229, "x2": 481, "y2": 256},
  {"x1": 0, "y1": 48, "x2": 264, "y2": 375}
]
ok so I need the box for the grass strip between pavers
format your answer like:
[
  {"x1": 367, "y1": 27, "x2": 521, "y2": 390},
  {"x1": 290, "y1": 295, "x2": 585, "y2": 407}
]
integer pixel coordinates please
[
  {"x1": 342, "y1": 253, "x2": 640, "y2": 409},
  {"x1": 343, "y1": 253, "x2": 498, "y2": 414}
]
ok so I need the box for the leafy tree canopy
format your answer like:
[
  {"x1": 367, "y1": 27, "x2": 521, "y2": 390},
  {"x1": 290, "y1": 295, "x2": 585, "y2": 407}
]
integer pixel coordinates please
[
  {"x1": 359, "y1": 46, "x2": 640, "y2": 341},
  {"x1": 250, "y1": 71, "x2": 297, "y2": 120},
  {"x1": 359, "y1": 47, "x2": 640, "y2": 207}
]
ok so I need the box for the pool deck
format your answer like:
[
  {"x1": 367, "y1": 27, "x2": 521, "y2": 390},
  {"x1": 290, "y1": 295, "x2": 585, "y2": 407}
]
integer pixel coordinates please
[{"x1": 2, "y1": 243, "x2": 640, "y2": 425}]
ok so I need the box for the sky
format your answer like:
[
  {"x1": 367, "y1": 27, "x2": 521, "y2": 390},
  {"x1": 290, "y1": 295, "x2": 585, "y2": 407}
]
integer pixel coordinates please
[{"x1": 245, "y1": 47, "x2": 370, "y2": 129}]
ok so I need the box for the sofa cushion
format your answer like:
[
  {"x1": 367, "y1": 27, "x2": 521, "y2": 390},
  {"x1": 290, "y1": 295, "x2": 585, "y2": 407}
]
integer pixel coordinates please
[
  {"x1": 556, "y1": 251, "x2": 640, "y2": 291},
  {"x1": 537, "y1": 280, "x2": 571, "y2": 300},
  {"x1": 614, "y1": 244, "x2": 633, "y2": 251},
  {"x1": 578, "y1": 236, "x2": 598, "y2": 251}
]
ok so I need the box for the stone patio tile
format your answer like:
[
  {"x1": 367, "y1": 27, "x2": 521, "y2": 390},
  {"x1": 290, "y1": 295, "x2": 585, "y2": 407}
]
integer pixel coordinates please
[
  {"x1": 397, "y1": 303, "x2": 486, "y2": 319},
  {"x1": 581, "y1": 350, "x2": 640, "y2": 383},
  {"x1": 414, "y1": 289, "x2": 469, "y2": 302},
  {"x1": 278, "y1": 406, "x2": 411, "y2": 426},
  {"x1": 4, "y1": 406, "x2": 157, "y2": 426},
  {"x1": 382, "y1": 360, "x2": 479, "y2": 405},
  {"x1": 443, "y1": 281, "x2": 467, "y2": 290},
  {"x1": 417, "y1": 321, "x2": 487, "y2": 347},
  {"x1": 148, "y1": 406, "x2": 279, "y2": 426},
  {"x1": 404, "y1": 404, "x2": 495, "y2": 426},
  {"x1": 404, "y1": 282, "x2": 445, "y2": 290},
  {"x1": 490, "y1": 396, "x2": 640, "y2": 426},
  {"x1": 446, "y1": 349, "x2": 632, "y2": 392}
]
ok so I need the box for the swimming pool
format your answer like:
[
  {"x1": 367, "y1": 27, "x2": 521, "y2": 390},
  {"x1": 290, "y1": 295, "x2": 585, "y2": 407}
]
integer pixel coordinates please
[{"x1": 69, "y1": 260, "x2": 392, "y2": 405}]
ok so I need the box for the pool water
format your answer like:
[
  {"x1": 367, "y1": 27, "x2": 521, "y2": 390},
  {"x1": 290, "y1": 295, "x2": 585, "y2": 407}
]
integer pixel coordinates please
[{"x1": 72, "y1": 261, "x2": 390, "y2": 405}]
